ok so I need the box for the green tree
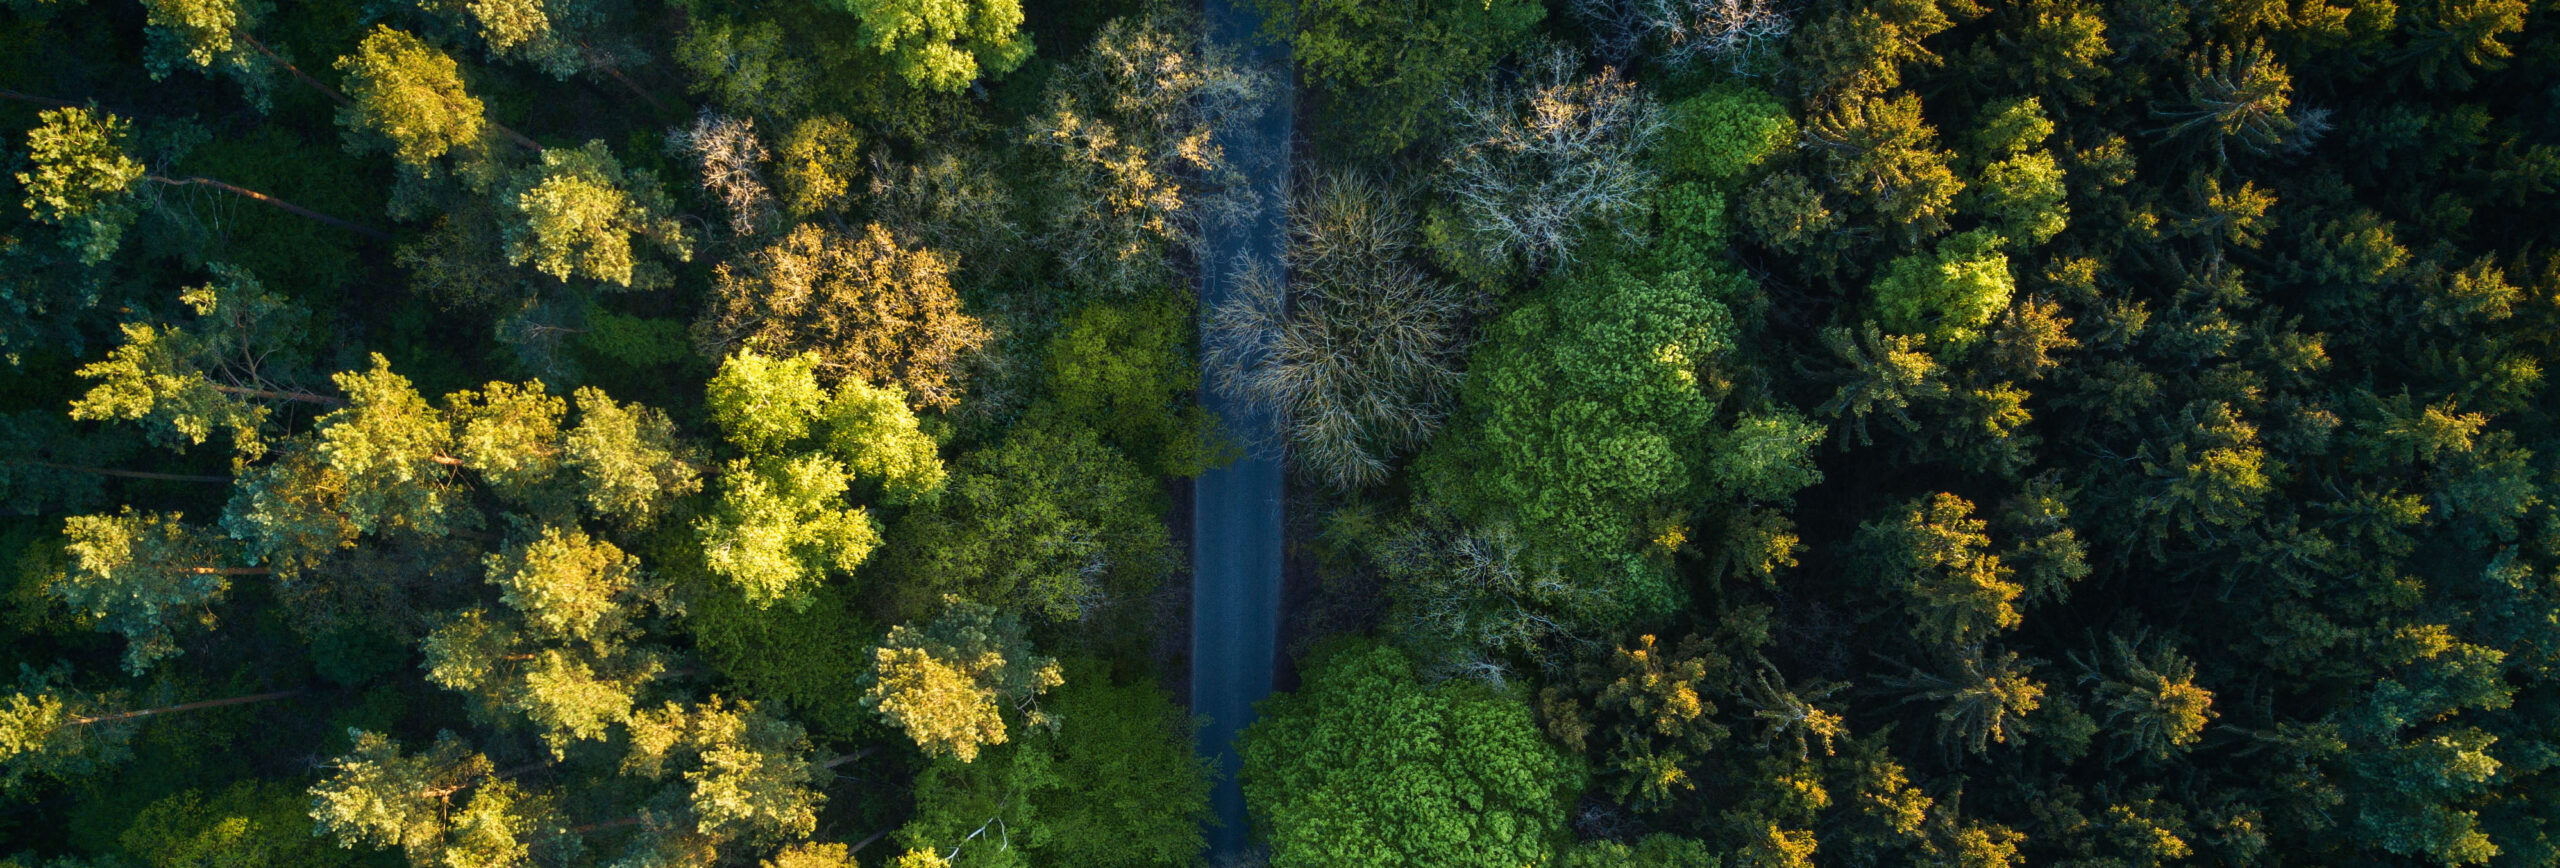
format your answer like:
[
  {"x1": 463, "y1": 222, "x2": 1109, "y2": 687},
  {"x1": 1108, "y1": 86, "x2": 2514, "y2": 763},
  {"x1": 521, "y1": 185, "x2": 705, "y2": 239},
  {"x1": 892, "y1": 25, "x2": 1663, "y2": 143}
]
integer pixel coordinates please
[
  {"x1": 832, "y1": 0, "x2": 1031, "y2": 91},
  {"x1": 138, "y1": 0, "x2": 282, "y2": 108},
  {"x1": 1540, "y1": 634, "x2": 1735, "y2": 805},
  {"x1": 1421, "y1": 264, "x2": 1739, "y2": 574},
  {"x1": 1025, "y1": 8, "x2": 1273, "y2": 291},
  {"x1": 1964, "y1": 98, "x2": 2068, "y2": 248},
  {"x1": 1041, "y1": 295, "x2": 1226, "y2": 478},
  {"x1": 57, "y1": 510, "x2": 260, "y2": 673},
  {"x1": 1658, "y1": 85, "x2": 1797, "y2": 184},
  {"x1": 2154, "y1": 42, "x2": 2307, "y2": 161},
  {"x1": 865, "y1": 602, "x2": 1062, "y2": 762},
  {"x1": 621, "y1": 697, "x2": 828, "y2": 846},
  {"x1": 1273, "y1": 0, "x2": 1546, "y2": 155},
  {"x1": 562, "y1": 387, "x2": 704, "y2": 530},
  {"x1": 335, "y1": 27, "x2": 498, "y2": 168},
  {"x1": 1240, "y1": 641, "x2": 1582, "y2": 867},
  {"x1": 698, "y1": 350, "x2": 943, "y2": 609},
  {"x1": 421, "y1": 527, "x2": 670, "y2": 756},
  {"x1": 69, "y1": 265, "x2": 322, "y2": 458},
  {"x1": 890, "y1": 421, "x2": 1172, "y2": 622},
  {"x1": 1857, "y1": 494, "x2": 2023, "y2": 649},
  {"x1": 2073, "y1": 632, "x2": 2214, "y2": 761},
  {"x1": 899, "y1": 661, "x2": 1211, "y2": 866},
  {"x1": 1871, "y1": 229, "x2": 2015, "y2": 348},
  {"x1": 121, "y1": 781, "x2": 363, "y2": 868},
  {"x1": 15, "y1": 107, "x2": 145, "y2": 263},
  {"x1": 1804, "y1": 90, "x2": 1963, "y2": 243},
  {"x1": 503, "y1": 141, "x2": 695, "y2": 290},
  {"x1": 2, "y1": 665, "x2": 297, "y2": 793},
  {"x1": 1882, "y1": 647, "x2": 2046, "y2": 756},
  {"x1": 308, "y1": 730, "x2": 559, "y2": 868},
  {"x1": 696, "y1": 223, "x2": 987, "y2": 411}
]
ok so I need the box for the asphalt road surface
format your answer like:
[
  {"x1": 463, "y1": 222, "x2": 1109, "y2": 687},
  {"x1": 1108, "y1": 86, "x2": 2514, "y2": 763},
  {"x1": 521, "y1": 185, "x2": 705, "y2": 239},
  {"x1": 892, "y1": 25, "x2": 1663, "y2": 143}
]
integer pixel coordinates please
[{"x1": 1192, "y1": 0, "x2": 1289, "y2": 858}]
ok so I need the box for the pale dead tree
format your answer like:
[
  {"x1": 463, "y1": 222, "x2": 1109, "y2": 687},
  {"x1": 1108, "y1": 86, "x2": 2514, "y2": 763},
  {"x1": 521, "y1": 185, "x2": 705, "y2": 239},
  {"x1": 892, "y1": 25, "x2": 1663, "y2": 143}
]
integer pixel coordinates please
[
  {"x1": 1444, "y1": 47, "x2": 1664, "y2": 272},
  {"x1": 1206, "y1": 172, "x2": 1465, "y2": 490},
  {"x1": 1025, "y1": 7, "x2": 1273, "y2": 293},
  {"x1": 670, "y1": 112, "x2": 778, "y2": 237},
  {"x1": 1566, "y1": 0, "x2": 1794, "y2": 73}
]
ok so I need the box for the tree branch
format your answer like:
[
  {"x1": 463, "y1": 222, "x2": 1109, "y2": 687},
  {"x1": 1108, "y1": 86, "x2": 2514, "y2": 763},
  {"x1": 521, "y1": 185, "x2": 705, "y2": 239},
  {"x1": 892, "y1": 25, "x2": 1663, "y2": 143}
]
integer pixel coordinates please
[
  {"x1": 13, "y1": 461, "x2": 228, "y2": 483},
  {"x1": 145, "y1": 176, "x2": 394, "y2": 241},
  {"x1": 69, "y1": 687, "x2": 302, "y2": 726}
]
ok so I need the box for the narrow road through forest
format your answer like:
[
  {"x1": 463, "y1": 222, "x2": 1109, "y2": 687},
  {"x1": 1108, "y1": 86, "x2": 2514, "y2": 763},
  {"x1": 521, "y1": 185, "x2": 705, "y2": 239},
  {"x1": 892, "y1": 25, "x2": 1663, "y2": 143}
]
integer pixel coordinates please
[{"x1": 1192, "y1": 0, "x2": 1289, "y2": 859}]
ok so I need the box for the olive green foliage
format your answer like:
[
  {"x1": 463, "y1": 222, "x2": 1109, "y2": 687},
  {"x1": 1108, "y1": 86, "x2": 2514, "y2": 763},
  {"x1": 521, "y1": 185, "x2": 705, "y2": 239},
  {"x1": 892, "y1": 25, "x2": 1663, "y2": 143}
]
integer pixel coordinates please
[
  {"x1": 335, "y1": 27, "x2": 488, "y2": 169},
  {"x1": 1858, "y1": 493, "x2": 2023, "y2": 649},
  {"x1": 699, "y1": 350, "x2": 943, "y2": 610},
  {"x1": 16, "y1": 108, "x2": 146, "y2": 263},
  {"x1": 1658, "y1": 86, "x2": 1796, "y2": 183},
  {"x1": 562, "y1": 387, "x2": 704, "y2": 530},
  {"x1": 1273, "y1": 0, "x2": 1545, "y2": 155},
  {"x1": 1964, "y1": 98, "x2": 2067, "y2": 248},
  {"x1": 832, "y1": 0, "x2": 1031, "y2": 91},
  {"x1": 683, "y1": 578, "x2": 878, "y2": 739},
  {"x1": 69, "y1": 265, "x2": 313, "y2": 459},
  {"x1": 307, "y1": 730, "x2": 543, "y2": 867},
  {"x1": 503, "y1": 141, "x2": 695, "y2": 290},
  {"x1": 56, "y1": 510, "x2": 240, "y2": 674},
  {"x1": 864, "y1": 601, "x2": 1061, "y2": 762},
  {"x1": 120, "y1": 781, "x2": 360, "y2": 868},
  {"x1": 1240, "y1": 641, "x2": 1582, "y2": 867},
  {"x1": 891, "y1": 420, "x2": 1172, "y2": 622},
  {"x1": 899, "y1": 661, "x2": 1211, "y2": 866},
  {"x1": 139, "y1": 0, "x2": 274, "y2": 107},
  {"x1": 1870, "y1": 229, "x2": 2013, "y2": 348},
  {"x1": 696, "y1": 223, "x2": 987, "y2": 411},
  {"x1": 0, "y1": 665, "x2": 133, "y2": 793},
  {"x1": 773, "y1": 116, "x2": 861, "y2": 216},
  {"x1": 621, "y1": 696, "x2": 828, "y2": 845},
  {"x1": 1561, "y1": 835, "x2": 1723, "y2": 867},
  {"x1": 421, "y1": 527, "x2": 670, "y2": 756},
  {"x1": 1039, "y1": 296, "x2": 1226, "y2": 477}
]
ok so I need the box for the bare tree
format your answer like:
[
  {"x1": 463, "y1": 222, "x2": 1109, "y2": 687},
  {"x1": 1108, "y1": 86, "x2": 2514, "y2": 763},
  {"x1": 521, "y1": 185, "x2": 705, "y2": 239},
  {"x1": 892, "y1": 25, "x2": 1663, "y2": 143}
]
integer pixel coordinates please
[
  {"x1": 1443, "y1": 47, "x2": 1664, "y2": 272},
  {"x1": 1566, "y1": 0, "x2": 1794, "y2": 73},
  {"x1": 1207, "y1": 172, "x2": 1466, "y2": 490},
  {"x1": 670, "y1": 112, "x2": 778, "y2": 237}
]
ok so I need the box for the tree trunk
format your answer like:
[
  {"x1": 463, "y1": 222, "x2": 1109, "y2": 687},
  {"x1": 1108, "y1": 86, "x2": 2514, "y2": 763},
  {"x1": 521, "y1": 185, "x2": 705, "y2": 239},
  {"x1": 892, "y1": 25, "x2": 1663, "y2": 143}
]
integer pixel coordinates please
[
  {"x1": 569, "y1": 815, "x2": 645, "y2": 835},
  {"x1": 145, "y1": 176, "x2": 393, "y2": 241},
  {"x1": 822, "y1": 745, "x2": 880, "y2": 770},
  {"x1": 177, "y1": 566, "x2": 273, "y2": 576},
  {"x1": 232, "y1": 30, "x2": 351, "y2": 108},
  {"x1": 577, "y1": 42, "x2": 676, "y2": 118},
  {"x1": 849, "y1": 828, "x2": 891, "y2": 854},
  {"x1": 0, "y1": 88, "x2": 80, "y2": 109},
  {"x1": 207, "y1": 383, "x2": 343, "y2": 406},
  {"x1": 14, "y1": 461, "x2": 228, "y2": 483},
  {"x1": 68, "y1": 687, "x2": 302, "y2": 726},
  {"x1": 487, "y1": 121, "x2": 544, "y2": 153}
]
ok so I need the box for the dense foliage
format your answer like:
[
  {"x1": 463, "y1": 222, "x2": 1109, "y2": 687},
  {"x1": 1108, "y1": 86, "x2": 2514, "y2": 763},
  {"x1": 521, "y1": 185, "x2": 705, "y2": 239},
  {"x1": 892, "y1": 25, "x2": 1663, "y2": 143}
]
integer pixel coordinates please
[{"x1": 7, "y1": 0, "x2": 2560, "y2": 864}]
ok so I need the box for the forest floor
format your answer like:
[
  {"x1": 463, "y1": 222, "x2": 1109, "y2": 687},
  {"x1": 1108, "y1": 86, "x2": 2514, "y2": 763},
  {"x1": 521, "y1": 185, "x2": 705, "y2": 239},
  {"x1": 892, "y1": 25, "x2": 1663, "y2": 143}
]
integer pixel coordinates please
[{"x1": 1189, "y1": 0, "x2": 1292, "y2": 858}]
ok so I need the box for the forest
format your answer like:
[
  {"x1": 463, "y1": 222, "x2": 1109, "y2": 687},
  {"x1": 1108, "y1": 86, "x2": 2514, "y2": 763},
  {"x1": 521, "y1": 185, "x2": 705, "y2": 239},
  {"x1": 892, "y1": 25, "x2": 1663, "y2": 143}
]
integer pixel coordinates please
[{"x1": 3, "y1": 0, "x2": 2560, "y2": 863}]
